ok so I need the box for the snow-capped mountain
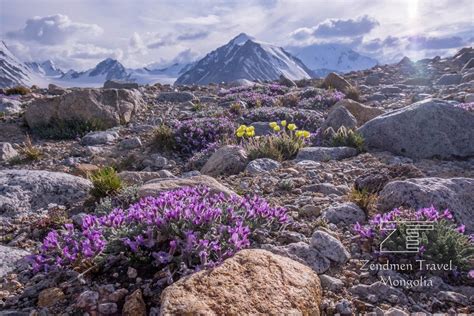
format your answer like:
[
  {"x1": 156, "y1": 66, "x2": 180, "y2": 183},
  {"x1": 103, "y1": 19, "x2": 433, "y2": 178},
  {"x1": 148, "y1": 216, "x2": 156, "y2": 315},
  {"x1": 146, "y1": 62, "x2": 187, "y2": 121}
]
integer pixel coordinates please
[
  {"x1": 26, "y1": 60, "x2": 64, "y2": 78},
  {"x1": 0, "y1": 41, "x2": 43, "y2": 88},
  {"x1": 128, "y1": 62, "x2": 195, "y2": 85},
  {"x1": 287, "y1": 44, "x2": 378, "y2": 77},
  {"x1": 176, "y1": 33, "x2": 312, "y2": 85},
  {"x1": 60, "y1": 58, "x2": 131, "y2": 84}
]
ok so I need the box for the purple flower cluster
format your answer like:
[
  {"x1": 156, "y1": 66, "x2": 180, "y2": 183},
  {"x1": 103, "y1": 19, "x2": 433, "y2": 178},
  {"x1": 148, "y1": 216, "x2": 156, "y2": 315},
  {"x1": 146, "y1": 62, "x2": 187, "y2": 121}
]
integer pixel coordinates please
[
  {"x1": 243, "y1": 106, "x2": 324, "y2": 132},
  {"x1": 219, "y1": 84, "x2": 289, "y2": 107},
  {"x1": 454, "y1": 102, "x2": 474, "y2": 112},
  {"x1": 297, "y1": 90, "x2": 345, "y2": 109},
  {"x1": 32, "y1": 186, "x2": 289, "y2": 276},
  {"x1": 172, "y1": 117, "x2": 235, "y2": 154},
  {"x1": 354, "y1": 206, "x2": 458, "y2": 240}
]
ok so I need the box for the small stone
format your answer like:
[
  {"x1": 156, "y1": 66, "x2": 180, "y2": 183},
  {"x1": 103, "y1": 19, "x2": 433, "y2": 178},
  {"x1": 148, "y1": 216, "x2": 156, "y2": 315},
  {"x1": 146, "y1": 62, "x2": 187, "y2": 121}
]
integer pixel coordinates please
[
  {"x1": 0, "y1": 143, "x2": 19, "y2": 162},
  {"x1": 296, "y1": 147, "x2": 358, "y2": 162},
  {"x1": 37, "y1": 287, "x2": 65, "y2": 308},
  {"x1": 310, "y1": 230, "x2": 350, "y2": 263},
  {"x1": 122, "y1": 289, "x2": 146, "y2": 316},
  {"x1": 81, "y1": 130, "x2": 119, "y2": 146},
  {"x1": 245, "y1": 158, "x2": 281, "y2": 174},
  {"x1": 120, "y1": 137, "x2": 142, "y2": 149},
  {"x1": 385, "y1": 307, "x2": 409, "y2": 316},
  {"x1": 98, "y1": 302, "x2": 118, "y2": 314},
  {"x1": 321, "y1": 202, "x2": 366, "y2": 225},
  {"x1": 127, "y1": 267, "x2": 137, "y2": 279},
  {"x1": 319, "y1": 275, "x2": 344, "y2": 292},
  {"x1": 335, "y1": 299, "x2": 352, "y2": 315},
  {"x1": 76, "y1": 290, "x2": 99, "y2": 309}
]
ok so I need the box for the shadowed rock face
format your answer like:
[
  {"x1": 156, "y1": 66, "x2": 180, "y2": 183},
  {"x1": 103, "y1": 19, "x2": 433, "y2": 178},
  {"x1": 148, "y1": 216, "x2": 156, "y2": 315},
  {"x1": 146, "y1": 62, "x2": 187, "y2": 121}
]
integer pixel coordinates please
[
  {"x1": 25, "y1": 88, "x2": 144, "y2": 129},
  {"x1": 159, "y1": 249, "x2": 322, "y2": 315},
  {"x1": 358, "y1": 99, "x2": 474, "y2": 159}
]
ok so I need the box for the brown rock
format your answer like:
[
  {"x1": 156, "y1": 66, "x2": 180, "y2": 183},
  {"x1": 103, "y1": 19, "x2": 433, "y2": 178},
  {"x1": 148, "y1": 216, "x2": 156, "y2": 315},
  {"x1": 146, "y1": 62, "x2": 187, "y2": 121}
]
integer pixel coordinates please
[
  {"x1": 323, "y1": 72, "x2": 353, "y2": 93},
  {"x1": 25, "y1": 88, "x2": 144, "y2": 129},
  {"x1": 201, "y1": 145, "x2": 248, "y2": 176},
  {"x1": 160, "y1": 249, "x2": 322, "y2": 315},
  {"x1": 138, "y1": 175, "x2": 235, "y2": 198},
  {"x1": 73, "y1": 163, "x2": 100, "y2": 177},
  {"x1": 37, "y1": 287, "x2": 65, "y2": 308},
  {"x1": 333, "y1": 99, "x2": 384, "y2": 125},
  {"x1": 122, "y1": 289, "x2": 146, "y2": 316}
]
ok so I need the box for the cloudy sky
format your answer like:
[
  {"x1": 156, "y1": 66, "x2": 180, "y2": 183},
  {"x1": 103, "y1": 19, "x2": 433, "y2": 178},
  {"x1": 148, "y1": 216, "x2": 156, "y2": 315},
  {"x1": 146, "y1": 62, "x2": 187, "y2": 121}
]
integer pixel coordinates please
[{"x1": 1, "y1": 0, "x2": 472, "y2": 71}]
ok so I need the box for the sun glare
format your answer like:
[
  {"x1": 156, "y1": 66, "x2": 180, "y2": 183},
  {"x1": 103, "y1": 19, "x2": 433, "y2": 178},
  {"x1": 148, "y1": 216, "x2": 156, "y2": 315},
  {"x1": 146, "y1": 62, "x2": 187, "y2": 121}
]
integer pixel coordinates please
[{"x1": 407, "y1": 0, "x2": 419, "y2": 19}]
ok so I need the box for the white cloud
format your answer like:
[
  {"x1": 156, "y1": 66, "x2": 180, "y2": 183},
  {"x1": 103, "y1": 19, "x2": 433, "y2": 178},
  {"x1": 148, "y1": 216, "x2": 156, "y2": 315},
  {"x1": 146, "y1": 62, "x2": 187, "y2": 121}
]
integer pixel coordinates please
[{"x1": 6, "y1": 14, "x2": 102, "y2": 45}]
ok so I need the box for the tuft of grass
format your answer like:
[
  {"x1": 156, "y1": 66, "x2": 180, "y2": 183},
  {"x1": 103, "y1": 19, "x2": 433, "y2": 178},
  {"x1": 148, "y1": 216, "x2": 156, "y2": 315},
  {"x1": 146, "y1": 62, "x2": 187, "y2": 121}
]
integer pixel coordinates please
[
  {"x1": 152, "y1": 124, "x2": 175, "y2": 151},
  {"x1": 21, "y1": 134, "x2": 42, "y2": 161},
  {"x1": 192, "y1": 102, "x2": 205, "y2": 112},
  {"x1": 327, "y1": 126, "x2": 365, "y2": 151},
  {"x1": 348, "y1": 187, "x2": 377, "y2": 213},
  {"x1": 229, "y1": 102, "x2": 245, "y2": 116},
  {"x1": 89, "y1": 167, "x2": 123, "y2": 199},
  {"x1": 31, "y1": 118, "x2": 106, "y2": 140},
  {"x1": 5, "y1": 86, "x2": 31, "y2": 95},
  {"x1": 245, "y1": 137, "x2": 284, "y2": 161}
]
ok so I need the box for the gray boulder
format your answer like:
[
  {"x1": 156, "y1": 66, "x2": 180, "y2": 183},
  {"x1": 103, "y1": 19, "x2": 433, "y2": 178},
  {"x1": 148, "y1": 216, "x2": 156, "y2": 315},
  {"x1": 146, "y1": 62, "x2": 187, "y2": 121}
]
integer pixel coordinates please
[
  {"x1": 0, "y1": 142, "x2": 18, "y2": 162},
  {"x1": 322, "y1": 106, "x2": 357, "y2": 131},
  {"x1": 48, "y1": 83, "x2": 67, "y2": 95},
  {"x1": 310, "y1": 230, "x2": 350, "y2": 263},
  {"x1": 250, "y1": 122, "x2": 273, "y2": 136},
  {"x1": 436, "y1": 74, "x2": 462, "y2": 85},
  {"x1": 378, "y1": 177, "x2": 474, "y2": 232},
  {"x1": 0, "y1": 97, "x2": 22, "y2": 115},
  {"x1": 0, "y1": 170, "x2": 92, "y2": 215},
  {"x1": 296, "y1": 147, "x2": 358, "y2": 162},
  {"x1": 358, "y1": 99, "x2": 474, "y2": 159},
  {"x1": 322, "y1": 202, "x2": 366, "y2": 225},
  {"x1": 201, "y1": 145, "x2": 248, "y2": 176},
  {"x1": 380, "y1": 86, "x2": 402, "y2": 94},
  {"x1": 119, "y1": 137, "x2": 142, "y2": 149},
  {"x1": 332, "y1": 99, "x2": 384, "y2": 126},
  {"x1": 103, "y1": 80, "x2": 139, "y2": 89},
  {"x1": 462, "y1": 58, "x2": 474, "y2": 71},
  {"x1": 245, "y1": 158, "x2": 281, "y2": 174},
  {"x1": 0, "y1": 245, "x2": 30, "y2": 278},
  {"x1": 81, "y1": 130, "x2": 120, "y2": 146},
  {"x1": 25, "y1": 88, "x2": 144, "y2": 129},
  {"x1": 157, "y1": 91, "x2": 195, "y2": 103}
]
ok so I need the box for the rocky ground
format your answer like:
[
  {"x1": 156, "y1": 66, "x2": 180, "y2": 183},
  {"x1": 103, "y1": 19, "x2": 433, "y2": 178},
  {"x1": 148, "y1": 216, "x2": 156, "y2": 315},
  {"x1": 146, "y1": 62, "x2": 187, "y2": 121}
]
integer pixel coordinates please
[{"x1": 0, "y1": 48, "x2": 473, "y2": 315}]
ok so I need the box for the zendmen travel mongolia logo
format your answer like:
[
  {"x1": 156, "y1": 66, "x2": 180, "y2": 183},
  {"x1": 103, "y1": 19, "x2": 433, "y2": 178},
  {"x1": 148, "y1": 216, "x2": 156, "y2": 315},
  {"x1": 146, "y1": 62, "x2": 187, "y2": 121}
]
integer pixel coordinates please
[{"x1": 353, "y1": 206, "x2": 474, "y2": 289}]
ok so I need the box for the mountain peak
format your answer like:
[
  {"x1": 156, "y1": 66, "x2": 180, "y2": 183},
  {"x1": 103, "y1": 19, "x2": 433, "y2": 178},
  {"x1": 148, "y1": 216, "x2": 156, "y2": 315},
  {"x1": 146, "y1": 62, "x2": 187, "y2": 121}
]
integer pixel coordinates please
[{"x1": 230, "y1": 33, "x2": 255, "y2": 46}]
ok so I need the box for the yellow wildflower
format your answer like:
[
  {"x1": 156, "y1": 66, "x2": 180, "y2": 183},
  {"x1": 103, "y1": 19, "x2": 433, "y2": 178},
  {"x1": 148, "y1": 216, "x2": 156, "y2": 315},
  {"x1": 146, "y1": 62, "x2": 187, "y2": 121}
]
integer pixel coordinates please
[
  {"x1": 281, "y1": 120, "x2": 287, "y2": 127},
  {"x1": 269, "y1": 122, "x2": 278, "y2": 128},
  {"x1": 246, "y1": 130, "x2": 255, "y2": 137},
  {"x1": 303, "y1": 131, "x2": 310, "y2": 138},
  {"x1": 295, "y1": 131, "x2": 303, "y2": 137},
  {"x1": 237, "y1": 125, "x2": 247, "y2": 132},
  {"x1": 246, "y1": 126, "x2": 255, "y2": 132},
  {"x1": 287, "y1": 123, "x2": 297, "y2": 131},
  {"x1": 237, "y1": 131, "x2": 245, "y2": 137},
  {"x1": 273, "y1": 125, "x2": 281, "y2": 132}
]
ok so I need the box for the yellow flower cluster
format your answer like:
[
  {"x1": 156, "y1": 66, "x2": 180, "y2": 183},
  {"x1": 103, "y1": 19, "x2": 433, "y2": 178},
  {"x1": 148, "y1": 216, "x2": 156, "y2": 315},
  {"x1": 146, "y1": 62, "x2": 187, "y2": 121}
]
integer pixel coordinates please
[
  {"x1": 236, "y1": 124, "x2": 255, "y2": 137},
  {"x1": 268, "y1": 121, "x2": 310, "y2": 137}
]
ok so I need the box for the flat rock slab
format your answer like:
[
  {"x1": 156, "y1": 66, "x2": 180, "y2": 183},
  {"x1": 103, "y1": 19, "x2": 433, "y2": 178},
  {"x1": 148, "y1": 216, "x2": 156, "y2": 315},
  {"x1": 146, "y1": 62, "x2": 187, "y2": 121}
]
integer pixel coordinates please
[
  {"x1": 296, "y1": 147, "x2": 358, "y2": 162},
  {"x1": 0, "y1": 169, "x2": 92, "y2": 216}
]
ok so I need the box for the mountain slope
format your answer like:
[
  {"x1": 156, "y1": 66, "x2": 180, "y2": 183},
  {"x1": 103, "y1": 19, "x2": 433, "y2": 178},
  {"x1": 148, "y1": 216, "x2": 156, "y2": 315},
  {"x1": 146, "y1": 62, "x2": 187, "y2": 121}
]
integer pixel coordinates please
[
  {"x1": 0, "y1": 41, "x2": 40, "y2": 88},
  {"x1": 176, "y1": 33, "x2": 312, "y2": 85},
  {"x1": 26, "y1": 60, "x2": 64, "y2": 78},
  {"x1": 60, "y1": 58, "x2": 131, "y2": 84},
  {"x1": 287, "y1": 44, "x2": 378, "y2": 77}
]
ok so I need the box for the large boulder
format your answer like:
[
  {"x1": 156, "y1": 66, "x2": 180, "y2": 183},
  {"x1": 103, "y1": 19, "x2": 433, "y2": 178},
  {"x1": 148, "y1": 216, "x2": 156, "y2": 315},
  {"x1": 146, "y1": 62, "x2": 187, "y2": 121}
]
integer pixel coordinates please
[
  {"x1": 0, "y1": 170, "x2": 92, "y2": 216},
  {"x1": 159, "y1": 249, "x2": 322, "y2": 315},
  {"x1": 378, "y1": 177, "x2": 474, "y2": 232},
  {"x1": 323, "y1": 72, "x2": 352, "y2": 93},
  {"x1": 435, "y1": 74, "x2": 462, "y2": 85},
  {"x1": 201, "y1": 145, "x2": 248, "y2": 176},
  {"x1": 333, "y1": 99, "x2": 384, "y2": 126},
  {"x1": 25, "y1": 88, "x2": 144, "y2": 129},
  {"x1": 310, "y1": 230, "x2": 350, "y2": 264},
  {"x1": 103, "y1": 80, "x2": 139, "y2": 89},
  {"x1": 321, "y1": 202, "x2": 366, "y2": 225},
  {"x1": 138, "y1": 175, "x2": 235, "y2": 198},
  {"x1": 358, "y1": 99, "x2": 474, "y2": 159}
]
